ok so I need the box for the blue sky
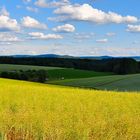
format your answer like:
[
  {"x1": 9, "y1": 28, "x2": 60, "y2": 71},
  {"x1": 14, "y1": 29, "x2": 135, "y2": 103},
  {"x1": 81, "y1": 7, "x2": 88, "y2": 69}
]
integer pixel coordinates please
[{"x1": 0, "y1": 0, "x2": 140, "y2": 56}]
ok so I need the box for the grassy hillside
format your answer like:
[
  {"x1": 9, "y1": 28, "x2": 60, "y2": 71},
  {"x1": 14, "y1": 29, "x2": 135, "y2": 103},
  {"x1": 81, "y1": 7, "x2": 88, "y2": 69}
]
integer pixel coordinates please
[
  {"x1": 0, "y1": 64, "x2": 62, "y2": 71},
  {"x1": 0, "y1": 78, "x2": 140, "y2": 139},
  {"x1": 47, "y1": 69, "x2": 112, "y2": 80},
  {"x1": 50, "y1": 74, "x2": 140, "y2": 91},
  {"x1": 0, "y1": 64, "x2": 112, "y2": 80}
]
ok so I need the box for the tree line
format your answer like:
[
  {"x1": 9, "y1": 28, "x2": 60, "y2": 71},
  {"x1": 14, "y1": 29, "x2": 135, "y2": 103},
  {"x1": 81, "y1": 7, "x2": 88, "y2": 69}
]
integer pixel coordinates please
[
  {"x1": 0, "y1": 57, "x2": 139, "y2": 74},
  {"x1": 0, "y1": 70, "x2": 47, "y2": 83}
]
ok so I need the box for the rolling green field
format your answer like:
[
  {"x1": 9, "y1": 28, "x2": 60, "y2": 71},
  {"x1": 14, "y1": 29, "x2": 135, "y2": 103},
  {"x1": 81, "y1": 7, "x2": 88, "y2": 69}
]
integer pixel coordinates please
[
  {"x1": 50, "y1": 74, "x2": 140, "y2": 91},
  {"x1": 0, "y1": 78, "x2": 140, "y2": 139},
  {"x1": 0, "y1": 64, "x2": 112, "y2": 80},
  {"x1": 1, "y1": 64, "x2": 140, "y2": 91},
  {"x1": 0, "y1": 64, "x2": 62, "y2": 71},
  {"x1": 47, "y1": 69, "x2": 112, "y2": 80}
]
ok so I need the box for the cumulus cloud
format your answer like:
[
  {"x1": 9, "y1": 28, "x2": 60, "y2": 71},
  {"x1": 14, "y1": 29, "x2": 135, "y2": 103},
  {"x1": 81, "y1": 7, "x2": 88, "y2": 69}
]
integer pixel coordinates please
[
  {"x1": 28, "y1": 32, "x2": 63, "y2": 39},
  {"x1": 127, "y1": 24, "x2": 140, "y2": 32},
  {"x1": 53, "y1": 24, "x2": 75, "y2": 33},
  {"x1": 74, "y1": 32, "x2": 94, "y2": 40},
  {"x1": 96, "y1": 38, "x2": 108, "y2": 43},
  {"x1": 35, "y1": 0, "x2": 48, "y2": 7},
  {"x1": 52, "y1": 4, "x2": 138, "y2": 24},
  {"x1": 21, "y1": 16, "x2": 47, "y2": 29},
  {"x1": 26, "y1": 6, "x2": 38, "y2": 13},
  {"x1": 0, "y1": 7, "x2": 20, "y2": 32},
  {"x1": 0, "y1": 15, "x2": 20, "y2": 32},
  {"x1": 0, "y1": 33, "x2": 22, "y2": 44},
  {"x1": 0, "y1": 6, "x2": 10, "y2": 16},
  {"x1": 0, "y1": 42, "x2": 12, "y2": 45},
  {"x1": 35, "y1": 0, "x2": 69, "y2": 8},
  {"x1": 23, "y1": 0, "x2": 31, "y2": 3},
  {"x1": 106, "y1": 32, "x2": 116, "y2": 36}
]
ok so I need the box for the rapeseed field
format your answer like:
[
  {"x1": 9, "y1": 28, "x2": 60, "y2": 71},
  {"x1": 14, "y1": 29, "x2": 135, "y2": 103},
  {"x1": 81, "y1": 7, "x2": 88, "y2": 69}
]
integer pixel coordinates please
[{"x1": 0, "y1": 78, "x2": 140, "y2": 140}]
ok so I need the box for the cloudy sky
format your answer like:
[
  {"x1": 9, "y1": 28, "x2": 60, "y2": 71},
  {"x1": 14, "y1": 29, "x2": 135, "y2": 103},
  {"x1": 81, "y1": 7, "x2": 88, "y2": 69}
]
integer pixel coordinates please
[{"x1": 0, "y1": 0, "x2": 140, "y2": 56}]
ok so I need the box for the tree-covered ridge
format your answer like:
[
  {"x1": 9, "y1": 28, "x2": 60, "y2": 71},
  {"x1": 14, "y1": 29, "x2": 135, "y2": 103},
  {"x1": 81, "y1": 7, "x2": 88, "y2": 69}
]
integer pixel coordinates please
[{"x1": 0, "y1": 57, "x2": 139, "y2": 74}]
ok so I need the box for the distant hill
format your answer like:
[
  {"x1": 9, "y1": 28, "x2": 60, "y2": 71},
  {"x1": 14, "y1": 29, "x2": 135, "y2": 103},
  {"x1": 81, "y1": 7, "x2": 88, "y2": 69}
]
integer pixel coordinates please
[
  {"x1": 131, "y1": 56, "x2": 140, "y2": 61},
  {"x1": 11, "y1": 54, "x2": 74, "y2": 58},
  {"x1": 80, "y1": 56, "x2": 113, "y2": 60},
  {"x1": 80, "y1": 56, "x2": 140, "y2": 61},
  {"x1": 2, "y1": 54, "x2": 140, "y2": 61}
]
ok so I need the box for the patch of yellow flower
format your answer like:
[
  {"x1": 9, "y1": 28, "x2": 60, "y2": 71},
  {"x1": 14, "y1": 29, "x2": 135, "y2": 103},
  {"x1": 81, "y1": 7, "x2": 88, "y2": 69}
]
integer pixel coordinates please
[{"x1": 0, "y1": 78, "x2": 139, "y2": 139}]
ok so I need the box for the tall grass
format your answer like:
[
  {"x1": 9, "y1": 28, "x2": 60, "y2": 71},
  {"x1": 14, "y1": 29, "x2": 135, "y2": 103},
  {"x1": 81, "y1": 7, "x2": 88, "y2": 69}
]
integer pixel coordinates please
[{"x1": 0, "y1": 78, "x2": 140, "y2": 139}]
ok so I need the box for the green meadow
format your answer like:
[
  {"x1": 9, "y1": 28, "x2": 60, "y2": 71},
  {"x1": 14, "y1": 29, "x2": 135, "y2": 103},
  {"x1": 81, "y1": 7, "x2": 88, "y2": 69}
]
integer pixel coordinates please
[
  {"x1": 51, "y1": 74, "x2": 140, "y2": 91},
  {"x1": 0, "y1": 64, "x2": 112, "y2": 80}
]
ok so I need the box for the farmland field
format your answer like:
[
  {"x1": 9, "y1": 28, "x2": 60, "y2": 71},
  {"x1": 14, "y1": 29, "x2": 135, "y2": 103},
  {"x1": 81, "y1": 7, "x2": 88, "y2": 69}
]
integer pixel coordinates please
[
  {"x1": 51, "y1": 74, "x2": 140, "y2": 91},
  {"x1": 47, "y1": 68, "x2": 112, "y2": 80},
  {"x1": 0, "y1": 64, "x2": 113, "y2": 80},
  {"x1": 0, "y1": 64, "x2": 63, "y2": 71},
  {"x1": 0, "y1": 78, "x2": 140, "y2": 139}
]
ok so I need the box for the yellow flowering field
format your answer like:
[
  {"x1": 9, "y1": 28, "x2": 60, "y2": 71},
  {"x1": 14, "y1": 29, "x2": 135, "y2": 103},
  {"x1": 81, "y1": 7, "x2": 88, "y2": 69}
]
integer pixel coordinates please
[{"x1": 0, "y1": 78, "x2": 140, "y2": 140}]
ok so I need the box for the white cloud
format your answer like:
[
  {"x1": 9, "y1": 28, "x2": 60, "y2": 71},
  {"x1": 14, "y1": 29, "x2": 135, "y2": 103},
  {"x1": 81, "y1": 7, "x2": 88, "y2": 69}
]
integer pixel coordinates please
[
  {"x1": 0, "y1": 33, "x2": 22, "y2": 43},
  {"x1": 127, "y1": 24, "x2": 140, "y2": 32},
  {"x1": 0, "y1": 15, "x2": 20, "y2": 32},
  {"x1": 28, "y1": 32, "x2": 63, "y2": 39},
  {"x1": 53, "y1": 4, "x2": 138, "y2": 24},
  {"x1": 53, "y1": 24, "x2": 75, "y2": 33},
  {"x1": 74, "y1": 32, "x2": 94, "y2": 40},
  {"x1": 0, "y1": 7, "x2": 20, "y2": 32},
  {"x1": 21, "y1": 16, "x2": 47, "y2": 29},
  {"x1": 106, "y1": 32, "x2": 116, "y2": 36},
  {"x1": 35, "y1": 0, "x2": 47, "y2": 7},
  {"x1": 16, "y1": 5, "x2": 22, "y2": 9},
  {"x1": 26, "y1": 6, "x2": 38, "y2": 13},
  {"x1": 1, "y1": 43, "x2": 140, "y2": 56},
  {"x1": 96, "y1": 38, "x2": 108, "y2": 43},
  {"x1": 0, "y1": 6, "x2": 10, "y2": 16},
  {"x1": 35, "y1": 0, "x2": 69, "y2": 8},
  {"x1": 0, "y1": 42, "x2": 12, "y2": 45},
  {"x1": 23, "y1": 0, "x2": 31, "y2": 3}
]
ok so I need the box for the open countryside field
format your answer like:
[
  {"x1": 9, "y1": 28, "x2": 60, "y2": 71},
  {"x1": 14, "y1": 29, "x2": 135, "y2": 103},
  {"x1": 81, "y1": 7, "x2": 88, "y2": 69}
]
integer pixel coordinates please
[
  {"x1": 0, "y1": 64, "x2": 112, "y2": 80},
  {"x1": 0, "y1": 64, "x2": 63, "y2": 71},
  {"x1": 2, "y1": 64, "x2": 140, "y2": 92},
  {"x1": 47, "y1": 69, "x2": 112, "y2": 80},
  {"x1": 0, "y1": 78, "x2": 140, "y2": 139},
  {"x1": 50, "y1": 74, "x2": 140, "y2": 91}
]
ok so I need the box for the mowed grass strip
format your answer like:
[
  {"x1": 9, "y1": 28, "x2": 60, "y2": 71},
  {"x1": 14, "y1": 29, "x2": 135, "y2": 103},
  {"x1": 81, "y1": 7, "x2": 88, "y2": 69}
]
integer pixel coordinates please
[{"x1": 0, "y1": 78, "x2": 140, "y2": 139}]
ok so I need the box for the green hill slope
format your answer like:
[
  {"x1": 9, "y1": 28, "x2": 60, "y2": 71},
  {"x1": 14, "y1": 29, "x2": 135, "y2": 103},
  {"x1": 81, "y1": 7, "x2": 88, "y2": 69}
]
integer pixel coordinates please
[
  {"x1": 47, "y1": 68, "x2": 112, "y2": 80},
  {"x1": 0, "y1": 78, "x2": 140, "y2": 139},
  {"x1": 0, "y1": 64, "x2": 113, "y2": 80},
  {"x1": 50, "y1": 74, "x2": 140, "y2": 91},
  {"x1": 0, "y1": 64, "x2": 62, "y2": 71}
]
